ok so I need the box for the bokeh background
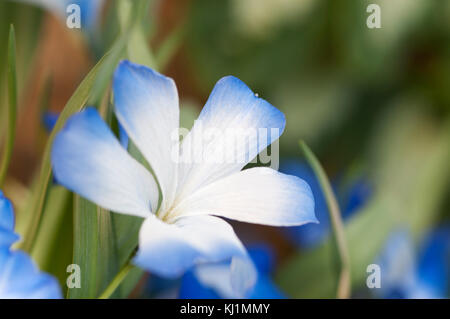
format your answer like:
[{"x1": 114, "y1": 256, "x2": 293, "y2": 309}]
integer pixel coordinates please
[{"x1": 0, "y1": 0, "x2": 449, "y2": 298}]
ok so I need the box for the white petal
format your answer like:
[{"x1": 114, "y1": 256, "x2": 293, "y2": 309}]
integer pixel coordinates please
[
  {"x1": 176, "y1": 76, "x2": 286, "y2": 199},
  {"x1": 134, "y1": 215, "x2": 256, "y2": 296},
  {"x1": 172, "y1": 167, "x2": 317, "y2": 226},
  {"x1": 113, "y1": 60, "x2": 180, "y2": 211},
  {"x1": 51, "y1": 108, "x2": 159, "y2": 218}
]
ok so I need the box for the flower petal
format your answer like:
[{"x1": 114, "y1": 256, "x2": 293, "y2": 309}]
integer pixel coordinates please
[
  {"x1": 113, "y1": 60, "x2": 179, "y2": 211},
  {"x1": 176, "y1": 76, "x2": 286, "y2": 198},
  {"x1": 0, "y1": 250, "x2": 62, "y2": 299},
  {"x1": 0, "y1": 191, "x2": 15, "y2": 232},
  {"x1": 172, "y1": 167, "x2": 316, "y2": 226},
  {"x1": 134, "y1": 215, "x2": 256, "y2": 297},
  {"x1": 51, "y1": 107, "x2": 159, "y2": 217},
  {"x1": 0, "y1": 229, "x2": 19, "y2": 249}
]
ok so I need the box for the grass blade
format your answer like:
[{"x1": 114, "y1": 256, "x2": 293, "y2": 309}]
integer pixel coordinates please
[
  {"x1": 0, "y1": 25, "x2": 17, "y2": 186},
  {"x1": 19, "y1": 49, "x2": 116, "y2": 253},
  {"x1": 299, "y1": 141, "x2": 351, "y2": 299}
]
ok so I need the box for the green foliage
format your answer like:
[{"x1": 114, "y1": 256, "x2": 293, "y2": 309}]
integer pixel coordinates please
[
  {"x1": 0, "y1": 25, "x2": 17, "y2": 186},
  {"x1": 277, "y1": 106, "x2": 450, "y2": 298}
]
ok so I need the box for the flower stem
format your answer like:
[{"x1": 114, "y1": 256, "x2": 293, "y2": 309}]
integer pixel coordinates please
[
  {"x1": 299, "y1": 140, "x2": 351, "y2": 299},
  {"x1": 98, "y1": 262, "x2": 134, "y2": 299}
]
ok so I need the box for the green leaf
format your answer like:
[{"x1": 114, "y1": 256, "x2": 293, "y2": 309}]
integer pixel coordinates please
[
  {"x1": 155, "y1": 27, "x2": 184, "y2": 70},
  {"x1": 299, "y1": 141, "x2": 351, "y2": 299},
  {"x1": 0, "y1": 25, "x2": 17, "y2": 187},
  {"x1": 116, "y1": 0, "x2": 155, "y2": 68},
  {"x1": 68, "y1": 197, "x2": 119, "y2": 299},
  {"x1": 276, "y1": 105, "x2": 450, "y2": 298},
  {"x1": 19, "y1": 44, "x2": 123, "y2": 253},
  {"x1": 30, "y1": 186, "x2": 73, "y2": 294}
]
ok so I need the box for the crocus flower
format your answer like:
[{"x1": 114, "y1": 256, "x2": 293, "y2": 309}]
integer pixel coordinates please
[
  {"x1": 280, "y1": 160, "x2": 371, "y2": 248},
  {"x1": 14, "y1": 0, "x2": 104, "y2": 30},
  {"x1": 51, "y1": 60, "x2": 316, "y2": 297},
  {"x1": 375, "y1": 228, "x2": 450, "y2": 299},
  {"x1": 179, "y1": 244, "x2": 285, "y2": 299},
  {"x1": 0, "y1": 191, "x2": 62, "y2": 299}
]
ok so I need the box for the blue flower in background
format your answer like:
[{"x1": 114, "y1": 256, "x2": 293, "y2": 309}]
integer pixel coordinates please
[
  {"x1": 375, "y1": 228, "x2": 450, "y2": 299},
  {"x1": 0, "y1": 191, "x2": 19, "y2": 248},
  {"x1": 42, "y1": 111, "x2": 59, "y2": 133},
  {"x1": 0, "y1": 191, "x2": 62, "y2": 299},
  {"x1": 51, "y1": 60, "x2": 317, "y2": 297},
  {"x1": 280, "y1": 160, "x2": 371, "y2": 248},
  {"x1": 14, "y1": 0, "x2": 104, "y2": 30},
  {"x1": 179, "y1": 244, "x2": 285, "y2": 299}
]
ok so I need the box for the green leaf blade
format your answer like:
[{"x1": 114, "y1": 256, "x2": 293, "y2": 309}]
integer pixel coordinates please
[{"x1": 0, "y1": 25, "x2": 17, "y2": 186}]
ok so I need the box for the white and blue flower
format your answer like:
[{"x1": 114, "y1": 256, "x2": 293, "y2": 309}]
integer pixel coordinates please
[
  {"x1": 0, "y1": 191, "x2": 62, "y2": 299},
  {"x1": 51, "y1": 60, "x2": 316, "y2": 297}
]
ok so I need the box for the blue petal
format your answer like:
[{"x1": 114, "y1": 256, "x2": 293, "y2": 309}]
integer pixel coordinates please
[
  {"x1": 177, "y1": 75, "x2": 286, "y2": 198},
  {"x1": 247, "y1": 244, "x2": 276, "y2": 274},
  {"x1": 248, "y1": 276, "x2": 285, "y2": 299},
  {"x1": 41, "y1": 111, "x2": 59, "y2": 133},
  {"x1": 0, "y1": 191, "x2": 19, "y2": 249},
  {"x1": 69, "y1": 0, "x2": 104, "y2": 30},
  {"x1": 179, "y1": 244, "x2": 285, "y2": 299},
  {"x1": 280, "y1": 160, "x2": 371, "y2": 248},
  {"x1": 118, "y1": 122, "x2": 129, "y2": 149},
  {"x1": 416, "y1": 226, "x2": 450, "y2": 298},
  {"x1": 134, "y1": 215, "x2": 257, "y2": 297},
  {"x1": 179, "y1": 270, "x2": 221, "y2": 299},
  {"x1": 374, "y1": 230, "x2": 417, "y2": 298},
  {"x1": 280, "y1": 161, "x2": 331, "y2": 247},
  {"x1": 0, "y1": 191, "x2": 15, "y2": 232},
  {"x1": 0, "y1": 250, "x2": 62, "y2": 299},
  {"x1": 51, "y1": 107, "x2": 159, "y2": 217},
  {"x1": 0, "y1": 229, "x2": 19, "y2": 249}
]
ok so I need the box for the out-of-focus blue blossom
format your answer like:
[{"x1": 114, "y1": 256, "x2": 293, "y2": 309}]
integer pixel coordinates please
[
  {"x1": 375, "y1": 228, "x2": 450, "y2": 299},
  {"x1": 416, "y1": 228, "x2": 450, "y2": 298},
  {"x1": 0, "y1": 191, "x2": 62, "y2": 299},
  {"x1": 0, "y1": 191, "x2": 19, "y2": 248},
  {"x1": 71, "y1": 0, "x2": 104, "y2": 30},
  {"x1": 340, "y1": 177, "x2": 372, "y2": 216},
  {"x1": 15, "y1": 0, "x2": 104, "y2": 31},
  {"x1": 42, "y1": 111, "x2": 59, "y2": 133},
  {"x1": 280, "y1": 160, "x2": 371, "y2": 248},
  {"x1": 179, "y1": 244, "x2": 285, "y2": 299}
]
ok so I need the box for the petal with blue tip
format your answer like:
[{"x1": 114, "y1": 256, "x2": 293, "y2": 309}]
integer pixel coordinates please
[
  {"x1": 0, "y1": 191, "x2": 15, "y2": 232},
  {"x1": 177, "y1": 75, "x2": 286, "y2": 198},
  {"x1": 113, "y1": 60, "x2": 180, "y2": 212},
  {"x1": 51, "y1": 107, "x2": 159, "y2": 217},
  {"x1": 173, "y1": 167, "x2": 316, "y2": 227},
  {"x1": 134, "y1": 215, "x2": 256, "y2": 297}
]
